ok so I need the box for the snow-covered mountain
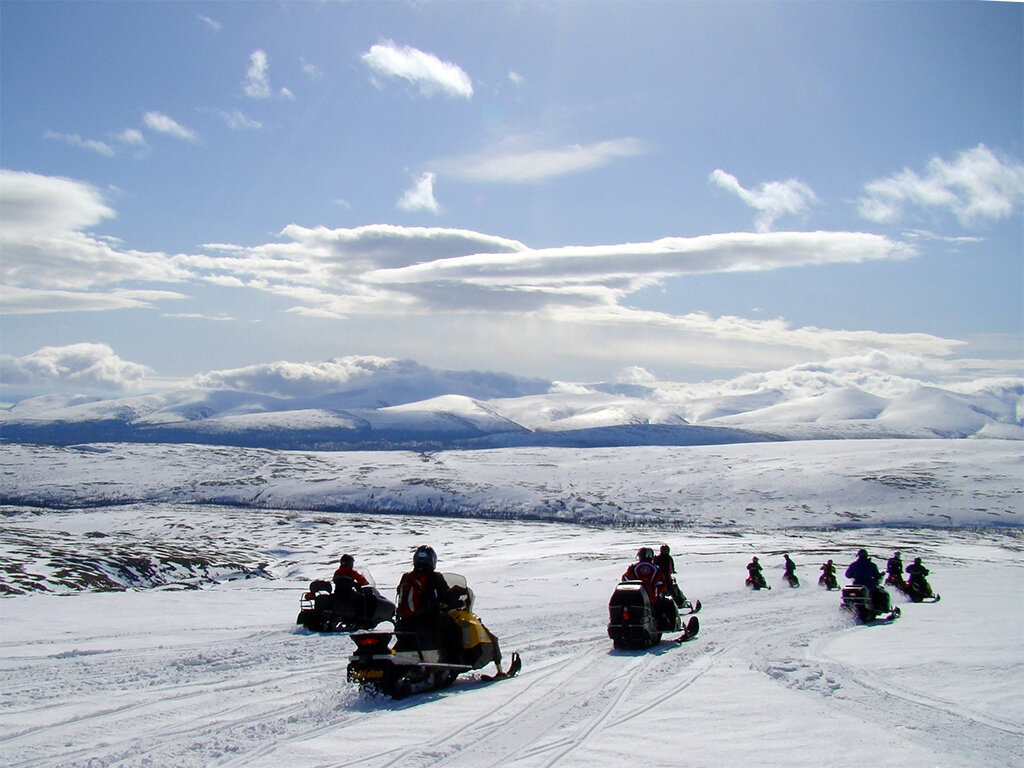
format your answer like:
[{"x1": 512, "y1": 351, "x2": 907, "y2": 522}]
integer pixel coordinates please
[{"x1": 2, "y1": 356, "x2": 1021, "y2": 449}]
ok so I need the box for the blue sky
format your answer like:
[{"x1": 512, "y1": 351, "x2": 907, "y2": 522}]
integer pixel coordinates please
[{"x1": 1, "y1": 1, "x2": 1022, "y2": 395}]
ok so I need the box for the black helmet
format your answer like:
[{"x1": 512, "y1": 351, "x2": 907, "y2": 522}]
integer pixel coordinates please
[
  {"x1": 826, "y1": 559, "x2": 833, "y2": 565},
  {"x1": 659, "y1": 544, "x2": 670, "y2": 554},
  {"x1": 752, "y1": 556, "x2": 759, "y2": 563},
  {"x1": 339, "y1": 554, "x2": 354, "y2": 567},
  {"x1": 913, "y1": 557, "x2": 922, "y2": 564},
  {"x1": 857, "y1": 548, "x2": 869, "y2": 559},
  {"x1": 637, "y1": 547, "x2": 654, "y2": 562},
  {"x1": 413, "y1": 545, "x2": 437, "y2": 572},
  {"x1": 894, "y1": 551, "x2": 901, "y2": 557}
]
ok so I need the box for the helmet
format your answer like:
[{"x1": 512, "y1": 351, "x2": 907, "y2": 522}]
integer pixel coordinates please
[
  {"x1": 339, "y1": 554, "x2": 354, "y2": 567},
  {"x1": 894, "y1": 551, "x2": 901, "y2": 557},
  {"x1": 637, "y1": 547, "x2": 654, "y2": 562},
  {"x1": 913, "y1": 557, "x2": 922, "y2": 564},
  {"x1": 826, "y1": 559, "x2": 833, "y2": 565},
  {"x1": 659, "y1": 544, "x2": 670, "y2": 554},
  {"x1": 857, "y1": 549, "x2": 868, "y2": 559},
  {"x1": 752, "y1": 556, "x2": 759, "y2": 564},
  {"x1": 413, "y1": 545, "x2": 437, "y2": 572}
]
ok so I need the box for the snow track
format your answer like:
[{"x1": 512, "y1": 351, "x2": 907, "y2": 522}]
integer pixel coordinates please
[{"x1": 1, "y1": 503, "x2": 1021, "y2": 767}]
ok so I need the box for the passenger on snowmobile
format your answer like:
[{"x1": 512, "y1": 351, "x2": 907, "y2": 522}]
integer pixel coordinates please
[
  {"x1": 818, "y1": 560, "x2": 838, "y2": 590},
  {"x1": 905, "y1": 557, "x2": 933, "y2": 596},
  {"x1": 654, "y1": 544, "x2": 688, "y2": 607},
  {"x1": 783, "y1": 554, "x2": 799, "y2": 587},
  {"x1": 622, "y1": 547, "x2": 678, "y2": 630},
  {"x1": 394, "y1": 546, "x2": 462, "y2": 661},
  {"x1": 885, "y1": 551, "x2": 904, "y2": 586},
  {"x1": 845, "y1": 549, "x2": 891, "y2": 613},
  {"x1": 746, "y1": 556, "x2": 769, "y2": 590},
  {"x1": 332, "y1": 554, "x2": 373, "y2": 621}
]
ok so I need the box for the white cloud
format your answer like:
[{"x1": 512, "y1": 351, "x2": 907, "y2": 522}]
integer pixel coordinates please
[
  {"x1": 361, "y1": 41, "x2": 473, "y2": 99},
  {"x1": 220, "y1": 110, "x2": 262, "y2": 131},
  {"x1": 142, "y1": 111, "x2": 199, "y2": 142},
  {"x1": 0, "y1": 170, "x2": 188, "y2": 313},
  {"x1": 0, "y1": 343, "x2": 153, "y2": 392},
  {"x1": 196, "y1": 14, "x2": 221, "y2": 32},
  {"x1": 397, "y1": 172, "x2": 440, "y2": 213},
  {"x1": 244, "y1": 50, "x2": 272, "y2": 99},
  {"x1": 438, "y1": 137, "x2": 646, "y2": 183},
  {"x1": 858, "y1": 144, "x2": 1024, "y2": 226},
  {"x1": 43, "y1": 130, "x2": 114, "y2": 157},
  {"x1": 116, "y1": 128, "x2": 147, "y2": 147},
  {"x1": 301, "y1": 57, "x2": 322, "y2": 80},
  {"x1": 709, "y1": 170, "x2": 818, "y2": 232}
]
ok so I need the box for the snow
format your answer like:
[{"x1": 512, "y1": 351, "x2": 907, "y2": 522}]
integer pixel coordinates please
[{"x1": 1, "y1": 439, "x2": 1022, "y2": 767}]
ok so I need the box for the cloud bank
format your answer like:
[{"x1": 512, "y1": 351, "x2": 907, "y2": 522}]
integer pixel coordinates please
[{"x1": 0, "y1": 343, "x2": 153, "y2": 393}]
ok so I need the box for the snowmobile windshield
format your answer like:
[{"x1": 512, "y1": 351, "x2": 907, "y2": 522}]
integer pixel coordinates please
[
  {"x1": 357, "y1": 569, "x2": 377, "y2": 588},
  {"x1": 441, "y1": 572, "x2": 475, "y2": 611}
]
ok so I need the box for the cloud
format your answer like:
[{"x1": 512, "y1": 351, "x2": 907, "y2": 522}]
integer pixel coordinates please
[
  {"x1": 397, "y1": 172, "x2": 440, "y2": 213},
  {"x1": 142, "y1": 111, "x2": 199, "y2": 142},
  {"x1": 116, "y1": 128, "x2": 147, "y2": 147},
  {"x1": 437, "y1": 137, "x2": 646, "y2": 184},
  {"x1": 0, "y1": 343, "x2": 153, "y2": 392},
  {"x1": 858, "y1": 144, "x2": 1024, "y2": 226},
  {"x1": 709, "y1": 170, "x2": 818, "y2": 232},
  {"x1": 196, "y1": 14, "x2": 221, "y2": 32},
  {"x1": 0, "y1": 170, "x2": 188, "y2": 313},
  {"x1": 220, "y1": 110, "x2": 262, "y2": 131},
  {"x1": 301, "y1": 57, "x2": 322, "y2": 80},
  {"x1": 361, "y1": 41, "x2": 473, "y2": 99},
  {"x1": 244, "y1": 50, "x2": 272, "y2": 98},
  {"x1": 192, "y1": 355, "x2": 550, "y2": 401},
  {"x1": 43, "y1": 131, "x2": 114, "y2": 157}
]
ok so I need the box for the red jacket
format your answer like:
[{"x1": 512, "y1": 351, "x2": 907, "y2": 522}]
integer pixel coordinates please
[
  {"x1": 333, "y1": 564, "x2": 369, "y2": 587},
  {"x1": 622, "y1": 561, "x2": 666, "y2": 602}
]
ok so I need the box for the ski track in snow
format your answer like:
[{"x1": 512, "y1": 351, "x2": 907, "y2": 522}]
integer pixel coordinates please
[
  {"x1": 1, "y1": 439, "x2": 1022, "y2": 767},
  {"x1": 1, "y1": 506, "x2": 1021, "y2": 767}
]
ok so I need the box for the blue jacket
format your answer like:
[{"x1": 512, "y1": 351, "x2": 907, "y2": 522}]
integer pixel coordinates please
[{"x1": 845, "y1": 557, "x2": 881, "y2": 587}]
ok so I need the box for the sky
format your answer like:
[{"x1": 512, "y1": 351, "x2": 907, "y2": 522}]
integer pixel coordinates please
[{"x1": 1, "y1": 1, "x2": 1022, "y2": 397}]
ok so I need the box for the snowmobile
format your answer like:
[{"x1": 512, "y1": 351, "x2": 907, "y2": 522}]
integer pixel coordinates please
[
  {"x1": 840, "y1": 583, "x2": 901, "y2": 624},
  {"x1": 818, "y1": 570, "x2": 838, "y2": 590},
  {"x1": 783, "y1": 571, "x2": 800, "y2": 588},
  {"x1": 892, "y1": 576, "x2": 941, "y2": 603},
  {"x1": 607, "y1": 581, "x2": 700, "y2": 650},
  {"x1": 346, "y1": 574, "x2": 520, "y2": 699},
  {"x1": 296, "y1": 572, "x2": 396, "y2": 633},
  {"x1": 745, "y1": 572, "x2": 770, "y2": 590}
]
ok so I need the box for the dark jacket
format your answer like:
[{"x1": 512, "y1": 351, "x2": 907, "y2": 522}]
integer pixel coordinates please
[{"x1": 845, "y1": 556, "x2": 882, "y2": 587}]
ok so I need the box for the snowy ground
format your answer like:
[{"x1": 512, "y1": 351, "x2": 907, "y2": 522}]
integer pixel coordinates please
[{"x1": 1, "y1": 440, "x2": 1022, "y2": 767}]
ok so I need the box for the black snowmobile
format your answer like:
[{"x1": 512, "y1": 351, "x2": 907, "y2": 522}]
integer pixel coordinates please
[
  {"x1": 818, "y1": 569, "x2": 838, "y2": 590},
  {"x1": 840, "y1": 583, "x2": 901, "y2": 624},
  {"x1": 297, "y1": 572, "x2": 396, "y2": 633},
  {"x1": 346, "y1": 574, "x2": 520, "y2": 698},
  {"x1": 607, "y1": 581, "x2": 700, "y2": 650},
  {"x1": 892, "y1": 576, "x2": 941, "y2": 603},
  {"x1": 745, "y1": 572, "x2": 770, "y2": 591}
]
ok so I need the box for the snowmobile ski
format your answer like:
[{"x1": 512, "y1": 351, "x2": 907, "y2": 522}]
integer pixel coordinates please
[
  {"x1": 479, "y1": 651, "x2": 522, "y2": 682},
  {"x1": 681, "y1": 599, "x2": 702, "y2": 615},
  {"x1": 673, "y1": 616, "x2": 700, "y2": 644}
]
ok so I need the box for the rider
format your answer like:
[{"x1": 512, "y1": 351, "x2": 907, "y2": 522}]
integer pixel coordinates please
[
  {"x1": 332, "y1": 554, "x2": 371, "y2": 618},
  {"x1": 653, "y1": 544, "x2": 687, "y2": 605},
  {"x1": 395, "y1": 545, "x2": 460, "y2": 659},
  {"x1": 905, "y1": 557, "x2": 931, "y2": 593},
  {"x1": 819, "y1": 559, "x2": 837, "y2": 588},
  {"x1": 747, "y1": 556, "x2": 766, "y2": 589},
  {"x1": 845, "y1": 549, "x2": 890, "y2": 611},
  {"x1": 623, "y1": 547, "x2": 677, "y2": 628},
  {"x1": 886, "y1": 551, "x2": 904, "y2": 584},
  {"x1": 783, "y1": 554, "x2": 798, "y2": 584}
]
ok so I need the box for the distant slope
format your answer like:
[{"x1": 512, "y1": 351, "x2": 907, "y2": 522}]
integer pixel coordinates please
[{"x1": 1, "y1": 359, "x2": 1020, "y2": 450}]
